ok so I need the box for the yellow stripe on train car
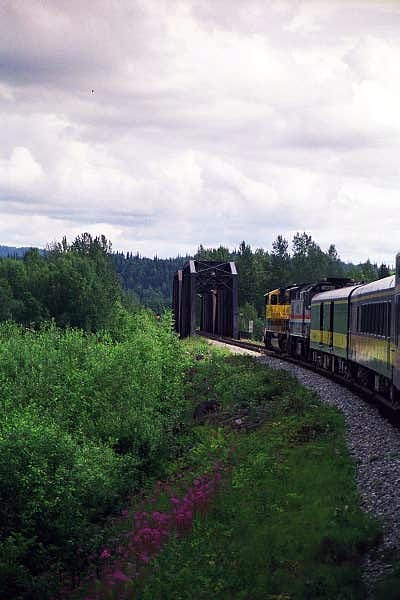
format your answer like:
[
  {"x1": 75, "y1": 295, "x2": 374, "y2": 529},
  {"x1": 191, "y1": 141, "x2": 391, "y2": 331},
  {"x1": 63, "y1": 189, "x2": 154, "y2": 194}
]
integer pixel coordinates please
[
  {"x1": 333, "y1": 332, "x2": 347, "y2": 348},
  {"x1": 310, "y1": 330, "x2": 347, "y2": 349},
  {"x1": 351, "y1": 334, "x2": 393, "y2": 365},
  {"x1": 311, "y1": 330, "x2": 395, "y2": 366}
]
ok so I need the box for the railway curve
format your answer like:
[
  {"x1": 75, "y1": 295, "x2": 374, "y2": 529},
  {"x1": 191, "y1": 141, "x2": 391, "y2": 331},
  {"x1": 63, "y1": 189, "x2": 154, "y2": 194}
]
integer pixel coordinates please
[{"x1": 205, "y1": 335, "x2": 400, "y2": 596}]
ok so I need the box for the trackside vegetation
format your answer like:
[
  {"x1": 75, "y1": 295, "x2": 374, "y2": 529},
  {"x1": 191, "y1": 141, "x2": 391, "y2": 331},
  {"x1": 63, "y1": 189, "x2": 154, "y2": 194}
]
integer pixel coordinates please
[
  {"x1": 0, "y1": 312, "x2": 191, "y2": 599},
  {"x1": 0, "y1": 232, "x2": 390, "y2": 599},
  {"x1": 70, "y1": 342, "x2": 382, "y2": 600},
  {"x1": 0, "y1": 233, "x2": 192, "y2": 599}
]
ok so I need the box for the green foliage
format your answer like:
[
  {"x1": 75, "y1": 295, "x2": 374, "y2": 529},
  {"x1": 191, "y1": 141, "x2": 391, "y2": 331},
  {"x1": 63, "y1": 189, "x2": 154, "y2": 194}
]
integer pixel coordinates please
[
  {"x1": 0, "y1": 412, "x2": 121, "y2": 592},
  {"x1": 239, "y1": 301, "x2": 264, "y2": 340},
  {"x1": 0, "y1": 311, "x2": 189, "y2": 599},
  {"x1": 0, "y1": 233, "x2": 122, "y2": 331},
  {"x1": 185, "y1": 351, "x2": 292, "y2": 415},
  {"x1": 113, "y1": 252, "x2": 188, "y2": 312},
  {"x1": 195, "y1": 244, "x2": 231, "y2": 262},
  {"x1": 136, "y1": 350, "x2": 380, "y2": 600},
  {"x1": 378, "y1": 263, "x2": 391, "y2": 279}
]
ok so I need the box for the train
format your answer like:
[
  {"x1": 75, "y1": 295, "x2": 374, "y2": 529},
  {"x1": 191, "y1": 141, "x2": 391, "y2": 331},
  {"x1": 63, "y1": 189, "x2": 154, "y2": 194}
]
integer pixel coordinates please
[{"x1": 264, "y1": 253, "x2": 400, "y2": 409}]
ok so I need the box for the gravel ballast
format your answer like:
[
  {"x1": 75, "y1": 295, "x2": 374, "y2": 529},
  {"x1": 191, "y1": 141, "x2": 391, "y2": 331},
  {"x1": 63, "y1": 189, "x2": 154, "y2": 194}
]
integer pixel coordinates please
[{"x1": 209, "y1": 340, "x2": 400, "y2": 595}]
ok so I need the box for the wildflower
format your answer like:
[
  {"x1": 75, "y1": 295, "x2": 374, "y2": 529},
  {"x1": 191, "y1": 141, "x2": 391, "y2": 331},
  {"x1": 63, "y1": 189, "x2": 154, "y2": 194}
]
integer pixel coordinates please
[
  {"x1": 99, "y1": 549, "x2": 111, "y2": 560},
  {"x1": 139, "y1": 552, "x2": 150, "y2": 564},
  {"x1": 112, "y1": 569, "x2": 130, "y2": 582}
]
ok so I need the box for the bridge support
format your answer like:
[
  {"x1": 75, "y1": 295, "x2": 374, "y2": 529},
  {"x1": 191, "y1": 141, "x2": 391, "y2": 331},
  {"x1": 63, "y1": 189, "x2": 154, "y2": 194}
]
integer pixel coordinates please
[{"x1": 172, "y1": 260, "x2": 239, "y2": 339}]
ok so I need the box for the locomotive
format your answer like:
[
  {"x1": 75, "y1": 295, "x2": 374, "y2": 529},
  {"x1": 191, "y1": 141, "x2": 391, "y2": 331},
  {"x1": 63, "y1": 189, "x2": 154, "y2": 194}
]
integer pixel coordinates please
[{"x1": 264, "y1": 254, "x2": 400, "y2": 409}]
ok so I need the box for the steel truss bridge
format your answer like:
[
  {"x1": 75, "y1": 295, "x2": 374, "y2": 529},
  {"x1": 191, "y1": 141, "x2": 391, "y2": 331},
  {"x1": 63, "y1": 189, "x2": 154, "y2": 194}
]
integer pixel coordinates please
[{"x1": 172, "y1": 260, "x2": 239, "y2": 339}]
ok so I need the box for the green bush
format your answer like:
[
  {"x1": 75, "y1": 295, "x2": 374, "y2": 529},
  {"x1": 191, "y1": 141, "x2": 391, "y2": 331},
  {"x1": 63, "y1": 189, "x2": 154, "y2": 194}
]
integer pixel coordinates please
[
  {"x1": 0, "y1": 413, "x2": 121, "y2": 598},
  {"x1": 0, "y1": 310, "x2": 188, "y2": 598}
]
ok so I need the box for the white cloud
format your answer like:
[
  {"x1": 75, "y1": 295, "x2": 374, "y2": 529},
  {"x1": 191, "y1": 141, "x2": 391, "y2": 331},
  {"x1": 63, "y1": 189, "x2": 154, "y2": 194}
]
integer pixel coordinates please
[{"x1": 0, "y1": 146, "x2": 44, "y2": 190}]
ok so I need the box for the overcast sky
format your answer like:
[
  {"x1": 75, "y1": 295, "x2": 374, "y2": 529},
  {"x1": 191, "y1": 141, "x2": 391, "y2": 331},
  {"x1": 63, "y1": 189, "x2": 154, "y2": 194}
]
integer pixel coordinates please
[{"x1": 1, "y1": 0, "x2": 399, "y2": 263}]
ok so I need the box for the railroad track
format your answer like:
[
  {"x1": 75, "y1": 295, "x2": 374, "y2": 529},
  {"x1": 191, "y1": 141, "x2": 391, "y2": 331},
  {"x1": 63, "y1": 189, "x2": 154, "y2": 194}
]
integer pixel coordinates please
[
  {"x1": 199, "y1": 332, "x2": 267, "y2": 354},
  {"x1": 199, "y1": 332, "x2": 398, "y2": 418},
  {"x1": 200, "y1": 332, "x2": 400, "y2": 591}
]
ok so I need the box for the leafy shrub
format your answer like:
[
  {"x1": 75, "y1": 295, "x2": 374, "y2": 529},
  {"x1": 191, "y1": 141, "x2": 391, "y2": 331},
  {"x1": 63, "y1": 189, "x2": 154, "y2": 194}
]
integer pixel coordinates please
[
  {"x1": 0, "y1": 310, "x2": 188, "y2": 598},
  {"x1": 0, "y1": 411, "x2": 123, "y2": 599}
]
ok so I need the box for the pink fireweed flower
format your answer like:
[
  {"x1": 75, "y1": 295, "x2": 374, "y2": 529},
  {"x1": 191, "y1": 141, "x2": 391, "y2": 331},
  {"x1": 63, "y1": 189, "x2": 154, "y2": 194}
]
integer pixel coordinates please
[
  {"x1": 139, "y1": 552, "x2": 150, "y2": 564},
  {"x1": 84, "y1": 466, "x2": 228, "y2": 597},
  {"x1": 112, "y1": 569, "x2": 130, "y2": 582},
  {"x1": 151, "y1": 510, "x2": 169, "y2": 523}
]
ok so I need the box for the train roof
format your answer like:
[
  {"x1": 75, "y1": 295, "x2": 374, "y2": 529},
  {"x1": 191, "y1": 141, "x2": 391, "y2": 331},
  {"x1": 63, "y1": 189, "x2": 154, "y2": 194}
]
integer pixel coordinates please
[
  {"x1": 263, "y1": 288, "x2": 280, "y2": 297},
  {"x1": 312, "y1": 284, "x2": 361, "y2": 303},
  {"x1": 351, "y1": 275, "x2": 395, "y2": 298},
  {"x1": 312, "y1": 275, "x2": 395, "y2": 304}
]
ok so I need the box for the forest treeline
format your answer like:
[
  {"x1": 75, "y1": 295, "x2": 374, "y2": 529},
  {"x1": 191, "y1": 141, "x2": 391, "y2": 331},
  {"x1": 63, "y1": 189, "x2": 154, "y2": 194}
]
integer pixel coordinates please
[
  {"x1": 0, "y1": 231, "x2": 391, "y2": 329},
  {"x1": 113, "y1": 232, "x2": 391, "y2": 316},
  {"x1": 113, "y1": 252, "x2": 187, "y2": 314}
]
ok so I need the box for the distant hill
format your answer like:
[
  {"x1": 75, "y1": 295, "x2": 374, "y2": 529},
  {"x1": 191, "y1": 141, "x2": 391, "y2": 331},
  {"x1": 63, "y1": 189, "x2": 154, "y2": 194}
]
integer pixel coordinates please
[{"x1": 0, "y1": 245, "x2": 40, "y2": 258}]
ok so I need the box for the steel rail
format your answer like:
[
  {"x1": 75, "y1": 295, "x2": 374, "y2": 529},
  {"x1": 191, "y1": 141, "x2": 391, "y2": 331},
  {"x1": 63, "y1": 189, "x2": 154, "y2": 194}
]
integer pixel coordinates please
[{"x1": 199, "y1": 332, "x2": 399, "y2": 417}]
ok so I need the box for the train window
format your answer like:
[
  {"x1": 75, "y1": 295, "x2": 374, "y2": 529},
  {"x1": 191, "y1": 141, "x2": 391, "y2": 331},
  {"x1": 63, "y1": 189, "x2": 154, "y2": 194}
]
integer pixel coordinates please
[
  {"x1": 271, "y1": 295, "x2": 277, "y2": 305},
  {"x1": 372, "y1": 304, "x2": 377, "y2": 335},
  {"x1": 383, "y1": 303, "x2": 388, "y2": 337},
  {"x1": 363, "y1": 304, "x2": 368, "y2": 334},
  {"x1": 379, "y1": 303, "x2": 384, "y2": 336},
  {"x1": 319, "y1": 303, "x2": 324, "y2": 331},
  {"x1": 378, "y1": 304, "x2": 382, "y2": 335},
  {"x1": 388, "y1": 303, "x2": 391, "y2": 339},
  {"x1": 359, "y1": 302, "x2": 390, "y2": 336},
  {"x1": 360, "y1": 304, "x2": 366, "y2": 333},
  {"x1": 265, "y1": 296, "x2": 269, "y2": 305}
]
